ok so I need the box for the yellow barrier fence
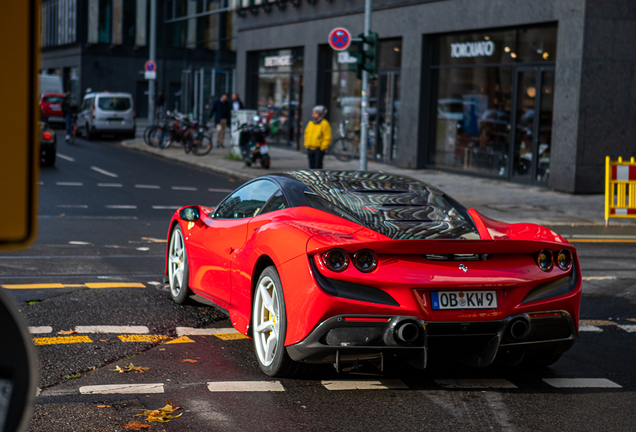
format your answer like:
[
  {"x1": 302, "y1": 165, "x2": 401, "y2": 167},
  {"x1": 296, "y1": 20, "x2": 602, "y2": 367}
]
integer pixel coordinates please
[{"x1": 605, "y1": 156, "x2": 636, "y2": 226}]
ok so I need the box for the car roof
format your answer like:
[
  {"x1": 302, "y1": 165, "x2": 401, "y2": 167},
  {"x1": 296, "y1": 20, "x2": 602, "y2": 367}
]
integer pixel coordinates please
[
  {"x1": 263, "y1": 171, "x2": 479, "y2": 240},
  {"x1": 41, "y1": 93, "x2": 66, "y2": 98},
  {"x1": 84, "y1": 92, "x2": 133, "y2": 98}
]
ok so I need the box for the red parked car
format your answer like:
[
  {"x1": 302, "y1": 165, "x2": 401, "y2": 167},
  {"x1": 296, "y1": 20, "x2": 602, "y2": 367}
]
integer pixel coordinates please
[
  {"x1": 39, "y1": 93, "x2": 66, "y2": 126},
  {"x1": 165, "y1": 171, "x2": 581, "y2": 377}
]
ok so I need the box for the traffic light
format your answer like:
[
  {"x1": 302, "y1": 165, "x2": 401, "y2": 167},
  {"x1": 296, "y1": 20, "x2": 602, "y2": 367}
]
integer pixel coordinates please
[{"x1": 348, "y1": 32, "x2": 378, "y2": 80}]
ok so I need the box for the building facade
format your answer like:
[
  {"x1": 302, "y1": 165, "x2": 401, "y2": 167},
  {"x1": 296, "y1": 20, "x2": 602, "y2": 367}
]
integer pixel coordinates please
[
  {"x1": 40, "y1": 0, "x2": 236, "y2": 119},
  {"x1": 234, "y1": 0, "x2": 636, "y2": 193}
]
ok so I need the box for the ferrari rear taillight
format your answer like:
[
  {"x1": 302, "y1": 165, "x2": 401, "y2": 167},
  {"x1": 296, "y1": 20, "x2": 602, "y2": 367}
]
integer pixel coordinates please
[
  {"x1": 322, "y1": 249, "x2": 349, "y2": 272},
  {"x1": 556, "y1": 248, "x2": 572, "y2": 271},
  {"x1": 536, "y1": 249, "x2": 553, "y2": 272},
  {"x1": 352, "y1": 249, "x2": 378, "y2": 273}
]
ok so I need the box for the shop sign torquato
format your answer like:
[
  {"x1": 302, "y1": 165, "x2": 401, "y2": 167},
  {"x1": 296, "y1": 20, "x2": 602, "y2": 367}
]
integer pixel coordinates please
[{"x1": 450, "y1": 41, "x2": 495, "y2": 58}]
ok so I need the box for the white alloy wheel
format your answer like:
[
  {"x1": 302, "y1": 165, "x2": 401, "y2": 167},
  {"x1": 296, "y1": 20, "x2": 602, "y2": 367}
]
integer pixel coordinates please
[
  {"x1": 168, "y1": 226, "x2": 190, "y2": 303},
  {"x1": 253, "y1": 274, "x2": 281, "y2": 367}
]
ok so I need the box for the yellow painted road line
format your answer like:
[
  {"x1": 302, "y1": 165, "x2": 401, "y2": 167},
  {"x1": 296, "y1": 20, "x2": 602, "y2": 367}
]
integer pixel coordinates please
[
  {"x1": 2, "y1": 283, "x2": 66, "y2": 289},
  {"x1": 33, "y1": 336, "x2": 93, "y2": 345},
  {"x1": 85, "y1": 282, "x2": 145, "y2": 289},
  {"x1": 118, "y1": 334, "x2": 171, "y2": 343},
  {"x1": 214, "y1": 333, "x2": 249, "y2": 341},
  {"x1": 165, "y1": 336, "x2": 195, "y2": 344}
]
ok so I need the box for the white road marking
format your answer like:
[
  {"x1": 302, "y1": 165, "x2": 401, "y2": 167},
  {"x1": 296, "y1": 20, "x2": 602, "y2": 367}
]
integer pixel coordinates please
[
  {"x1": 56, "y1": 182, "x2": 83, "y2": 186},
  {"x1": 582, "y1": 276, "x2": 617, "y2": 281},
  {"x1": 176, "y1": 327, "x2": 238, "y2": 336},
  {"x1": 434, "y1": 379, "x2": 517, "y2": 389},
  {"x1": 135, "y1": 184, "x2": 160, "y2": 189},
  {"x1": 91, "y1": 166, "x2": 118, "y2": 178},
  {"x1": 322, "y1": 380, "x2": 408, "y2": 391},
  {"x1": 68, "y1": 241, "x2": 92, "y2": 245},
  {"x1": 543, "y1": 378, "x2": 622, "y2": 388},
  {"x1": 152, "y1": 206, "x2": 181, "y2": 210},
  {"x1": 28, "y1": 326, "x2": 53, "y2": 334},
  {"x1": 208, "y1": 188, "x2": 233, "y2": 193},
  {"x1": 75, "y1": 325, "x2": 149, "y2": 334},
  {"x1": 57, "y1": 205, "x2": 88, "y2": 208},
  {"x1": 79, "y1": 384, "x2": 164, "y2": 394},
  {"x1": 579, "y1": 325, "x2": 603, "y2": 332},
  {"x1": 571, "y1": 234, "x2": 636, "y2": 239},
  {"x1": 206, "y1": 381, "x2": 285, "y2": 392},
  {"x1": 147, "y1": 281, "x2": 162, "y2": 286},
  {"x1": 98, "y1": 183, "x2": 123, "y2": 187},
  {"x1": 56, "y1": 153, "x2": 75, "y2": 162},
  {"x1": 106, "y1": 205, "x2": 137, "y2": 209},
  {"x1": 618, "y1": 325, "x2": 636, "y2": 333},
  {"x1": 172, "y1": 186, "x2": 197, "y2": 191},
  {"x1": 136, "y1": 247, "x2": 150, "y2": 251}
]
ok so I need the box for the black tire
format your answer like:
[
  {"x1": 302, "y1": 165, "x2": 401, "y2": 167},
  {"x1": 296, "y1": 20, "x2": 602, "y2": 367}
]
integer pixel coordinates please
[
  {"x1": 192, "y1": 133, "x2": 212, "y2": 156},
  {"x1": 332, "y1": 138, "x2": 356, "y2": 161},
  {"x1": 147, "y1": 126, "x2": 167, "y2": 148},
  {"x1": 252, "y1": 266, "x2": 303, "y2": 377},
  {"x1": 42, "y1": 152, "x2": 56, "y2": 167},
  {"x1": 260, "y1": 154, "x2": 270, "y2": 169},
  {"x1": 85, "y1": 124, "x2": 94, "y2": 140},
  {"x1": 167, "y1": 226, "x2": 192, "y2": 304}
]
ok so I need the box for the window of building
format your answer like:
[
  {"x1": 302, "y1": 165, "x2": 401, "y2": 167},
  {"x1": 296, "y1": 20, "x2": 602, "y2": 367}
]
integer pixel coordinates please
[
  {"x1": 122, "y1": 0, "x2": 136, "y2": 45},
  {"x1": 98, "y1": 0, "x2": 112, "y2": 44},
  {"x1": 428, "y1": 25, "x2": 557, "y2": 184}
]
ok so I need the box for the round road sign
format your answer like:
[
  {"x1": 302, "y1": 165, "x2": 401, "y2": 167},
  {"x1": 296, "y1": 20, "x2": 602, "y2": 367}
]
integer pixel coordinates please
[
  {"x1": 328, "y1": 27, "x2": 352, "y2": 51},
  {"x1": 144, "y1": 60, "x2": 157, "y2": 72}
]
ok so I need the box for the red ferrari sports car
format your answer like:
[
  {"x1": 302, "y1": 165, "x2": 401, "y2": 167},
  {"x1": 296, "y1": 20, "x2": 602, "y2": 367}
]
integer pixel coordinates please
[{"x1": 164, "y1": 171, "x2": 580, "y2": 377}]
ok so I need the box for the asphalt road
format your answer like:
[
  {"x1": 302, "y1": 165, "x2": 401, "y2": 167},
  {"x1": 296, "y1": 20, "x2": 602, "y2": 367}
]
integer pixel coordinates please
[{"x1": 2, "y1": 134, "x2": 636, "y2": 431}]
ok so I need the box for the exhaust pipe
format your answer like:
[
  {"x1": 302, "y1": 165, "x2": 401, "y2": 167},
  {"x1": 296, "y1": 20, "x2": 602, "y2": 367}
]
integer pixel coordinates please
[
  {"x1": 395, "y1": 322, "x2": 420, "y2": 344},
  {"x1": 507, "y1": 317, "x2": 530, "y2": 340}
]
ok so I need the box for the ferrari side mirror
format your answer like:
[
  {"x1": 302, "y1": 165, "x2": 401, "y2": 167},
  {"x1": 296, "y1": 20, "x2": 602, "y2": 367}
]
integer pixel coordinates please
[{"x1": 179, "y1": 206, "x2": 200, "y2": 222}]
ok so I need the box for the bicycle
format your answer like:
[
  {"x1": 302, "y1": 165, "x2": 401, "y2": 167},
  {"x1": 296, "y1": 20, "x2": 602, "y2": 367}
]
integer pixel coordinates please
[
  {"x1": 160, "y1": 111, "x2": 212, "y2": 156},
  {"x1": 328, "y1": 120, "x2": 357, "y2": 162},
  {"x1": 144, "y1": 113, "x2": 172, "y2": 147}
]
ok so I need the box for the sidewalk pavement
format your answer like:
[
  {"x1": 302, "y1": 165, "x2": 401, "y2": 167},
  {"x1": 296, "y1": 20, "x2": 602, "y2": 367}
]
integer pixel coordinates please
[{"x1": 124, "y1": 123, "x2": 632, "y2": 228}]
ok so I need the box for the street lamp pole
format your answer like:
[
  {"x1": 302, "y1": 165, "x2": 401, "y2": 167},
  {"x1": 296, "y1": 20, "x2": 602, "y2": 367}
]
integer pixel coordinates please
[
  {"x1": 359, "y1": 0, "x2": 372, "y2": 171},
  {"x1": 148, "y1": 0, "x2": 157, "y2": 123}
]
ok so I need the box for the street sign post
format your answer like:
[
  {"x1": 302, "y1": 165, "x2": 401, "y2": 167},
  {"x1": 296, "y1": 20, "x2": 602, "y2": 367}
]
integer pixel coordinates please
[
  {"x1": 144, "y1": 60, "x2": 157, "y2": 80},
  {"x1": 0, "y1": 0, "x2": 39, "y2": 251},
  {"x1": 328, "y1": 27, "x2": 352, "y2": 51}
]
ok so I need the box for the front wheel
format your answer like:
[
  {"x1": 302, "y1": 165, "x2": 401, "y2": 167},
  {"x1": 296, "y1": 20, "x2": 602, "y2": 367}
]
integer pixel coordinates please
[
  {"x1": 192, "y1": 133, "x2": 212, "y2": 156},
  {"x1": 332, "y1": 138, "x2": 356, "y2": 161},
  {"x1": 252, "y1": 266, "x2": 300, "y2": 377},
  {"x1": 260, "y1": 154, "x2": 270, "y2": 169},
  {"x1": 168, "y1": 226, "x2": 192, "y2": 304}
]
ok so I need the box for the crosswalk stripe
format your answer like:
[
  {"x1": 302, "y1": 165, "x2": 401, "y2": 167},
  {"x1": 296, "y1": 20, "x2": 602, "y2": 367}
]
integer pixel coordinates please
[
  {"x1": 206, "y1": 381, "x2": 285, "y2": 392},
  {"x1": 28, "y1": 326, "x2": 53, "y2": 334},
  {"x1": 618, "y1": 325, "x2": 636, "y2": 333},
  {"x1": 322, "y1": 380, "x2": 408, "y2": 391},
  {"x1": 79, "y1": 384, "x2": 164, "y2": 395},
  {"x1": 434, "y1": 379, "x2": 517, "y2": 389},
  {"x1": 75, "y1": 325, "x2": 149, "y2": 334},
  {"x1": 579, "y1": 324, "x2": 603, "y2": 332},
  {"x1": 543, "y1": 378, "x2": 622, "y2": 388},
  {"x1": 176, "y1": 327, "x2": 238, "y2": 336}
]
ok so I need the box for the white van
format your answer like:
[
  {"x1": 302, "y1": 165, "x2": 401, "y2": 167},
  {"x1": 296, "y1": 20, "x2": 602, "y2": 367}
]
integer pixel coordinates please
[
  {"x1": 77, "y1": 92, "x2": 136, "y2": 139},
  {"x1": 38, "y1": 74, "x2": 63, "y2": 96}
]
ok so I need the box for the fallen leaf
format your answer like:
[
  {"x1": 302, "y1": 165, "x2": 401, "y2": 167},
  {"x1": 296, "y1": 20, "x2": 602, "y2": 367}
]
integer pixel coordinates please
[
  {"x1": 182, "y1": 359, "x2": 198, "y2": 363},
  {"x1": 96, "y1": 405, "x2": 110, "y2": 408},
  {"x1": 115, "y1": 421, "x2": 151, "y2": 430},
  {"x1": 159, "y1": 348, "x2": 166, "y2": 351},
  {"x1": 110, "y1": 363, "x2": 150, "y2": 374},
  {"x1": 99, "y1": 339, "x2": 107, "y2": 342},
  {"x1": 58, "y1": 329, "x2": 77, "y2": 335},
  {"x1": 134, "y1": 399, "x2": 183, "y2": 423}
]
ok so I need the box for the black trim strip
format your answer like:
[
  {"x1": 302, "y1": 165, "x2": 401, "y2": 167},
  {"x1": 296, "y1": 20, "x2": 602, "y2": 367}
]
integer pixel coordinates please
[{"x1": 521, "y1": 264, "x2": 578, "y2": 304}]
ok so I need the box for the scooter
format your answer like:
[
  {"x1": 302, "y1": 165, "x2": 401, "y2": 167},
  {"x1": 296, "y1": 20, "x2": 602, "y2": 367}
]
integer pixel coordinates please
[{"x1": 238, "y1": 116, "x2": 270, "y2": 169}]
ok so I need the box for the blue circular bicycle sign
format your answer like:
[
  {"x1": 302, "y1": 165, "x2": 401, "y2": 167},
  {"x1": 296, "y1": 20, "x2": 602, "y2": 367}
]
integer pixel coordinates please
[{"x1": 328, "y1": 27, "x2": 352, "y2": 51}]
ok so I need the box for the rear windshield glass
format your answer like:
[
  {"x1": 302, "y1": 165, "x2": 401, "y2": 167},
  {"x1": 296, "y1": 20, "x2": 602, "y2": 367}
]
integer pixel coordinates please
[
  {"x1": 43, "y1": 96, "x2": 63, "y2": 103},
  {"x1": 97, "y1": 97, "x2": 131, "y2": 111},
  {"x1": 291, "y1": 171, "x2": 480, "y2": 240}
]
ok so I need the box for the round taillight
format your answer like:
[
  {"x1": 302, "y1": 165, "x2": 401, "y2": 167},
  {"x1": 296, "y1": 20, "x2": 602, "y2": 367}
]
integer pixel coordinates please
[
  {"x1": 537, "y1": 249, "x2": 553, "y2": 272},
  {"x1": 352, "y1": 249, "x2": 378, "y2": 273},
  {"x1": 42, "y1": 131, "x2": 53, "y2": 140},
  {"x1": 322, "y1": 249, "x2": 350, "y2": 272},
  {"x1": 556, "y1": 248, "x2": 572, "y2": 271}
]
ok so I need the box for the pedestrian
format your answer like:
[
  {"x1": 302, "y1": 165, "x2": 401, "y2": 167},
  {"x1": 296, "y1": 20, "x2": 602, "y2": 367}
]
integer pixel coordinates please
[
  {"x1": 304, "y1": 105, "x2": 332, "y2": 169},
  {"x1": 62, "y1": 90, "x2": 72, "y2": 141},
  {"x1": 156, "y1": 91, "x2": 166, "y2": 116},
  {"x1": 209, "y1": 93, "x2": 231, "y2": 148},
  {"x1": 231, "y1": 93, "x2": 244, "y2": 111}
]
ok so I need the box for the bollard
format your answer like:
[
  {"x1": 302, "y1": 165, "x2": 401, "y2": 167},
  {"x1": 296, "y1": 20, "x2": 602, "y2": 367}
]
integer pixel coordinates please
[{"x1": 605, "y1": 156, "x2": 636, "y2": 226}]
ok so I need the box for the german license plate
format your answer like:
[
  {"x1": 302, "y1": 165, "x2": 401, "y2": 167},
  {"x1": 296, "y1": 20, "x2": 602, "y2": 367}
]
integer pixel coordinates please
[
  {"x1": 259, "y1": 144, "x2": 269, "y2": 155},
  {"x1": 431, "y1": 290, "x2": 497, "y2": 310}
]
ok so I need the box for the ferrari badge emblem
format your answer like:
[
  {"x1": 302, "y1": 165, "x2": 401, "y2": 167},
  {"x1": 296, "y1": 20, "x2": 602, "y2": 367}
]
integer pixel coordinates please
[
  {"x1": 187, "y1": 221, "x2": 195, "y2": 230},
  {"x1": 459, "y1": 264, "x2": 468, "y2": 273}
]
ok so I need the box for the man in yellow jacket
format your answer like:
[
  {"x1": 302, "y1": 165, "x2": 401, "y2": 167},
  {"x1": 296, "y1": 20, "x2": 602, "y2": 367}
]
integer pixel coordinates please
[{"x1": 304, "y1": 105, "x2": 332, "y2": 169}]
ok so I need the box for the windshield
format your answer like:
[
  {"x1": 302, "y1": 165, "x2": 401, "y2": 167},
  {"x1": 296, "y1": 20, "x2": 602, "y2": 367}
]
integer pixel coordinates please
[
  {"x1": 287, "y1": 171, "x2": 480, "y2": 240},
  {"x1": 97, "y1": 97, "x2": 131, "y2": 111},
  {"x1": 43, "y1": 96, "x2": 63, "y2": 104}
]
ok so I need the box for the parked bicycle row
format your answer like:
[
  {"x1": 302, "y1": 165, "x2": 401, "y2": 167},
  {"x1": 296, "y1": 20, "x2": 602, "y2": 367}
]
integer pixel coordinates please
[{"x1": 143, "y1": 111, "x2": 212, "y2": 156}]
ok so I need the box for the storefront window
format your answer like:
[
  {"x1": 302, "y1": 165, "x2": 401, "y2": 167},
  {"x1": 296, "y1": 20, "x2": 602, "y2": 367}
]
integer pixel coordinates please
[
  {"x1": 255, "y1": 48, "x2": 304, "y2": 147},
  {"x1": 430, "y1": 25, "x2": 556, "y2": 182}
]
